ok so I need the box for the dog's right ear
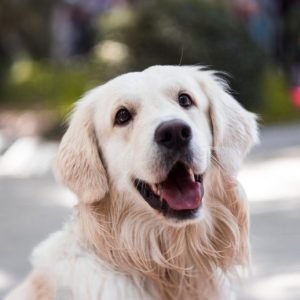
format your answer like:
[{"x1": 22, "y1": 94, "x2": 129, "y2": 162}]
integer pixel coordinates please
[{"x1": 55, "y1": 99, "x2": 108, "y2": 204}]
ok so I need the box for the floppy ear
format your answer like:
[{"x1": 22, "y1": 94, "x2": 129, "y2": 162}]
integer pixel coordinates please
[
  {"x1": 199, "y1": 70, "x2": 259, "y2": 174},
  {"x1": 55, "y1": 99, "x2": 108, "y2": 203}
]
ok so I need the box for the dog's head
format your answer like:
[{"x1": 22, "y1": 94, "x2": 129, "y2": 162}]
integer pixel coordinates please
[{"x1": 55, "y1": 66, "x2": 258, "y2": 225}]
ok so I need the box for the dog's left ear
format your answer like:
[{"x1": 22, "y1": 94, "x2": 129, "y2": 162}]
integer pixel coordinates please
[
  {"x1": 55, "y1": 98, "x2": 108, "y2": 204},
  {"x1": 197, "y1": 69, "x2": 259, "y2": 174}
]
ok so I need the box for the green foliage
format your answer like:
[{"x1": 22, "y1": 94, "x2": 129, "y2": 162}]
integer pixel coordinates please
[
  {"x1": 1, "y1": 59, "x2": 106, "y2": 116},
  {"x1": 261, "y1": 67, "x2": 300, "y2": 123},
  {"x1": 0, "y1": 0, "x2": 55, "y2": 59}
]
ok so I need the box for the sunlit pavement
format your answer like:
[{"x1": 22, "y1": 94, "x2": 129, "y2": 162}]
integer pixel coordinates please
[
  {"x1": 237, "y1": 156, "x2": 300, "y2": 299},
  {"x1": 0, "y1": 123, "x2": 299, "y2": 299}
]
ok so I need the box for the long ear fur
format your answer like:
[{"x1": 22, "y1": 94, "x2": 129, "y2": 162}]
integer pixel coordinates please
[
  {"x1": 55, "y1": 99, "x2": 108, "y2": 203},
  {"x1": 191, "y1": 69, "x2": 258, "y2": 273},
  {"x1": 199, "y1": 70, "x2": 259, "y2": 174}
]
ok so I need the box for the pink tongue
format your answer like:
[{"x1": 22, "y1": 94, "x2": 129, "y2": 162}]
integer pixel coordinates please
[{"x1": 160, "y1": 164, "x2": 202, "y2": 211}]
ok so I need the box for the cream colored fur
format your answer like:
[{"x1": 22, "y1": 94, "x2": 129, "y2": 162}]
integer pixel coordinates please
[{"x1": 5, "y1": 66, "x2": 258, "y2": 300}]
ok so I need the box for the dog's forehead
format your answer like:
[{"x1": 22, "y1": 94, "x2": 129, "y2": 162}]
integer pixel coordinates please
[
  {"x1": 92, "y1": 66, "x2": 209, "y2": 123},
  {"x1": 104, "y1": 66, "x2": 198, "y2": 95}
]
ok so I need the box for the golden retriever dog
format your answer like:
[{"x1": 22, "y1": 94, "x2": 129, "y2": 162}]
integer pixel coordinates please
[{"x1": 5, "y1": 66, "x2": 258, "y2": 300}]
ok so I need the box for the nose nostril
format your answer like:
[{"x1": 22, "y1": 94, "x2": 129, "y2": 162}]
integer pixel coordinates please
[
  {"x1": 181, "y1": 126, "x2": 191, "y2": 140},
  {"x1": 160, "y1": 131, "x2": 172, "y2": 143}
]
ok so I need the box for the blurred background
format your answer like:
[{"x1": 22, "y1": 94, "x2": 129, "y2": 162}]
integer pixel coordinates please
[{"x1": 0, "y1": 0, "x2": 299, "y2": 299}]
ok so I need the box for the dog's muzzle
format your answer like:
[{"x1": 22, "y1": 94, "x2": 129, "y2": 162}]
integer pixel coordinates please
[{"x1": 134, "y1": 120, "x2": 204, "y2": 221}]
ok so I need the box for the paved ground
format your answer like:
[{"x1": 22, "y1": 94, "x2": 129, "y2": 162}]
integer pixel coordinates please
[{"x1": 0, "y1": 122, "x2": 299, "y2": 299}]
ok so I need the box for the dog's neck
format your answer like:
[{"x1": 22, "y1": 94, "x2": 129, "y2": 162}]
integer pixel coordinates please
[{"x1": 75, "y1": 167, "x2": 249, "y2": 300}]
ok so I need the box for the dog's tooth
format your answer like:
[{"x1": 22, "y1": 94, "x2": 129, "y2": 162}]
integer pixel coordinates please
[
  {"x1": 152, "y1": 184, "x2": 157, "y2": 194},
  {"x1": 188, "y1": 168, "x2": 195, "y2": 182},
  {"x1": 154, "y1": 184, "x2": 161, "y2": 196},
  {"x1": 159, "y1": 192, "x2": 163, "y2": 202},
  {"x1": 152, "y1": 184, "x2": 160, "y2": 195},
  {"x1": 157, "y1": 184, "x2": 162, "y2": 197},
  {"x1": 157, "y1": 186, "x2": 161, "y2": 196}
]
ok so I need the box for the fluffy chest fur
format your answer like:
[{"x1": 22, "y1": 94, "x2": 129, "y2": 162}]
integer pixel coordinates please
[
  {"x1": 31, "y1": 228, "x2": 155, "y2": 300},
  {"x1": 31, "y1": 224, "x2": 234, "y2": 300},
  {"x1": 30, "y1": 166, "x2": 247, "y2": 300}
]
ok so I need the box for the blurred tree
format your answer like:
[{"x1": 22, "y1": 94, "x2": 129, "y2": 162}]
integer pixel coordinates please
[
  {"x1": 0, "y1": 0, "x2": 57, "y2": 93},
  {"x1": 281, "y1": 1, "x2": 300, "y2": 87},
  {"x1": 101, "y1": 0, "x2": 266, "y2": 110},
  {"x1": 0, "y1": 0, "x2": 57, "y2": 60}
]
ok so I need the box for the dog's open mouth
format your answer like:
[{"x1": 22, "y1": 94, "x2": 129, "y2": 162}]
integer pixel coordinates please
[{"x1": 134, "y1": 162, "x2": 204, "y2": 220}]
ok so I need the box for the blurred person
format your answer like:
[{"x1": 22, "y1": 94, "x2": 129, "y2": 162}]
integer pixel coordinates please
[
  {"x1": 51, "y1": 2, "x2": 73, "y2": 61},
  {"x1": 70, "y1": 4, "x2": 95, "y2": 56},
  {"x1": 231, "y1": 0, "x2": 276, "y2": 55},
  {"x1": 51, "y1": 0, "x2": 98, "y2": 61},
  {"x1": 277, "y1": 0, "x2": 300, "y2": 108}
]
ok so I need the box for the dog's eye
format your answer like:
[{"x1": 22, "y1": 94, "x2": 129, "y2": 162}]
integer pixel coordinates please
[
  {"x1": 178, "y1": 93, "x2": 193, "y2": 108},
  {"x1": 115, "y1": 108, "x2": 132, "y2": 126}
]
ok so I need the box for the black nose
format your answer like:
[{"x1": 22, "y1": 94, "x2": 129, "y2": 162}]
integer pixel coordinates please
[{"x1": 154, "y1": 119, "x2": 192, "y2": 150}]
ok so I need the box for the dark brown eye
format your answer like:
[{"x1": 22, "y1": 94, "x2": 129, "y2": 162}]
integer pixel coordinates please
[
  {"x1": 178, "y1": 93, "x2": 193, "y2": 108},
  {"x1": 115, "y1": 108, "x2": 132, "y2": 126}
]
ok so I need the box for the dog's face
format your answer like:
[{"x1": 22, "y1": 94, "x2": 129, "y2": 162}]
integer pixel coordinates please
[
  {"x1": 94, "y1": 67, "x2": 212, "y2": 221},
  {"x1": 56, "y1": 66, "x2": 258, "y2": 225}
]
